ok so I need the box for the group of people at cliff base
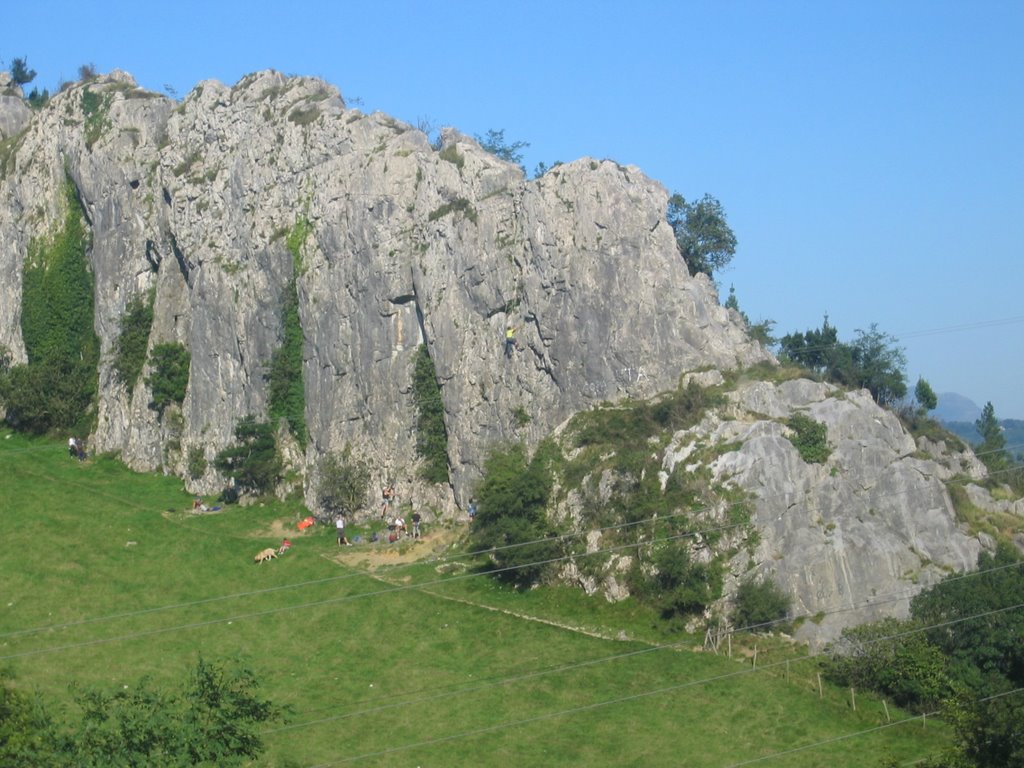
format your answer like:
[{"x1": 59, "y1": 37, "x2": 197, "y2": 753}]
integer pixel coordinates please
[
  {"x1": 67, "y1": 436, "x2": 86, "y2": 461},
  {"x1": 334, "y1": 511, "x2": 423, "y2": 546}
]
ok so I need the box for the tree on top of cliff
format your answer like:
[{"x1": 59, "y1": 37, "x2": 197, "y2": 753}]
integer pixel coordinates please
[
  {"x1": 667, "y1": 193, "x2": 737, "y2": 279},
  {"x1": 9, "y1": 57, "x2": 36, "y2": 87}
]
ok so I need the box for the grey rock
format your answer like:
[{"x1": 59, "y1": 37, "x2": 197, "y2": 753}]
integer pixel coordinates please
[{"x1": 0, "y1": 69, "x2": 769, "y2": 512}]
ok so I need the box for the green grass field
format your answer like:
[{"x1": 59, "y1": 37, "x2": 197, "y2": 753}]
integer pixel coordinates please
[{"x1": 0, "y1": 429, "x2": 951, "y2": 766}]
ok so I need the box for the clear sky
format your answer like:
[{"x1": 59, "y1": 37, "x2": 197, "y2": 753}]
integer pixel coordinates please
[{"x1": 4, "y1": 0, "x2": 1022, "y2": 418}]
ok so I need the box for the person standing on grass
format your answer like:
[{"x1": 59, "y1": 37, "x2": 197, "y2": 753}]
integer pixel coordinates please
[
  {"x1": 411, "y1": 510, "x2": 422, "y2": 539},
  {"x1": 336, "y1": 514, "x2": 350, "y2": 546}
]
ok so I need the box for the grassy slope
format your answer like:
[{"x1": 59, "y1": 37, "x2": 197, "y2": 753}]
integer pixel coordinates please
[{"x1": 0, "y1": 430, "x2": 949, "y2": 767}]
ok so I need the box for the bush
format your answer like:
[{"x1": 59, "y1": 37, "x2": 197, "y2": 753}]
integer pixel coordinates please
[
  {"x1": 213, "y1": 416, "x2": 281, "y2": 496},
  {"x1": 470, "y1": 442, "x2": 559, "y2": 588},
  {"x1": 786, "y1": 412, "x2": 830, "y2": 463},
  {"x1": 732, "y1": 576, "x2": 791, "y2": 633},
  {"x1": 412, "y1": 345, "x2": 449, "y2": 483},
  {"x1": 822, "y1": 617, "x2": 955, "y2": 712},
  {"x1": 316, "y1": 450, "x2": 370, "y2": 521},
  {"x1": 628, "y1": 542, "x2": 723, "y2": 619},
  {"x1": 187, "y1": 446, "x2": 207, "y2": 480},
  {"x1": 147, "y1": 342, "x2": 190, "y2": 416}
]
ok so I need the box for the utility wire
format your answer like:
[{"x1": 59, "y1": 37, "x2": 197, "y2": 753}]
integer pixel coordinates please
[
  {"x1": 2, "y1": 451, "x2": 1022, "y2": 647},
  {"x1": 299, "y1": 604, "x2": 1024, "y2": 767},
  {"x1": 269, "y1": 560, "x2": 1023, "y2": 730},
  {"x1": 724, "y1": 687, "x2": 1024, "y2": 767}
]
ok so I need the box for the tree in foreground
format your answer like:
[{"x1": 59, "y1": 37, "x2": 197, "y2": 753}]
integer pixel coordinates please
[
  {"x1": 68, "y1": 657, "x2": 280, "y2": 767},
  {"x1": 667, "y1": 193, "x2": 737, "y2": 279}
]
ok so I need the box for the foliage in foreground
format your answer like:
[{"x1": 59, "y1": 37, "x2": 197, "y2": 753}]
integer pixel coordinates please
[
  {"x1": 824, "y1": 543, "x2": 1024, "y2": 767},
  {"x1": 0, "y1": 658, "x2": 279, "y2": 767}
]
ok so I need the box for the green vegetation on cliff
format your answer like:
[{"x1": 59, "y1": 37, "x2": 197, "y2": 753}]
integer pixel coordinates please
[
  {"x1": 412, "y1": 344, "x2": 449, "y2": 483},
  {"x1": 0, "y1": 178, "x2": 98, "y2": 435},
  {"x1": 267, "y1": 216, "x2": 309, "y2": 448}
]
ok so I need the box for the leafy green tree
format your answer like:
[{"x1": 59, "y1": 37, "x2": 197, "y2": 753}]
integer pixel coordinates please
[
  {"x1": 0, "y1": 672, "x2": 61, "y2": 767},
  {"x1": 778, "y1": 315, "x2": 844, "y2": 375},
  {"x1": 779, "y1": 318, "x2": 906, "y2": 407},
  {"x1": 849, "y1": 324, "x2": 907, "y2": 406},
  {"x1": 1, "y1": 179, "x2": 98, "y2": 435},
  {"x1": 732, "y1": 576, "x2": 791, "y2": 632},
  {"x1": 179, "y1": 657, "x2": 278, "y2": 765},
  {"x1": 9, "y1": 57, "x2": 36, "y2": 87},
  {"x1": 475, "y1": 128, "x2": 529, "y2": 172},
  {"x1": 65, "y1": 657, "x2": 279, "y2": 767},
  {"x1": 412, "y1": 344, "x2": 449, "y2": 483},
  {"x1": 26, "y1": 87, "x2": 48, "y2": 108},
  {"x1": 942, "y1": 693, "x2": 1024, "y2": 768},
  {"x1": 316, "y1": 450, "x2": 370, "y2": 521},
  {"x1": 915, "y1": 377, "x2": 938, "y2": 413},
  {"x1": 146, "y1": 342, "x2": 190, "y2": 416},
  {"x1": 823, "y1": 617, "x2": 955, "y2": 712},
  {"x1": 911, "y1": 542, "x2": 1023, "y2": 696},
  {"x1": 667, "y1": 193, "x2": 737, "y2": 278},
  {"x1": 470, "y1": 441, "x2": 560, "y2": 588},
  {"x1": 213, "y1": 416, "x2": 282, "y2": 496},
  {"x1": 268, "y1": 217, "x2": 309, "y2": 447}
]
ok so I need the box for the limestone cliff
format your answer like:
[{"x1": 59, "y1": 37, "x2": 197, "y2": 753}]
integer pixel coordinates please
[
  {"x1": 1, "y1": 70, "x2": 1006, "y2": 645},
  {"x1": 0, "y1": 69, "x2": 766, "y2": 506}
]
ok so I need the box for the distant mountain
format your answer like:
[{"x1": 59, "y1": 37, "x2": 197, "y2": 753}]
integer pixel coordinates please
[
  {"x1": 941, "y1": 419, "x2": 1024, "y2": 458},
  {"x1": 934, "y1": 392, "x2": 982, "y2": 422}
]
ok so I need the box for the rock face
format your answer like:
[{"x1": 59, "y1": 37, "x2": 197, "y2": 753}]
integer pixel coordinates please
[
  {"x1": 0, "y1": 69, "x2": 1004, "y2": 646},
  {"x1": 0, "y1": 70, "x2": 768, "y2": 510},
  {"x1": 703, "y1": 380, "x2": 983, "y2": 646},
  {"x1": 553, "y1": 376, "x2": 988, "y2": 647}
]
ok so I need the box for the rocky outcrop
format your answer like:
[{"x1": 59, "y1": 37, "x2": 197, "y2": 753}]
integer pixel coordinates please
[
  {"x1": 553, "y1": 376, "x2": 989, "y2": 646},
  {"x1": 0, "y1": 69, "x2": 769, "y2": 512}
]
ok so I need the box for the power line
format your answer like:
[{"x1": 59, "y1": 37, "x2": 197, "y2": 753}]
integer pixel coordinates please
[
  {"x1": 2, "y1": 447, "x2": 1021, "y2": 648},
  {"x1": 298, "y1": 604, "x2": 1024, "y2": 767},
  {"x1": 268, "y1": 559, "x2": 1024, "y2": 731},
  {"x1": 725, "y1": 687, "x2": 1024, "y2": 767}
]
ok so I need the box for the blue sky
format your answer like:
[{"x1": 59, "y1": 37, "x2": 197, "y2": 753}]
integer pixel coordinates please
[{"x1": 4, "y1": 1, "x2": 1023, "y2": 419}]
